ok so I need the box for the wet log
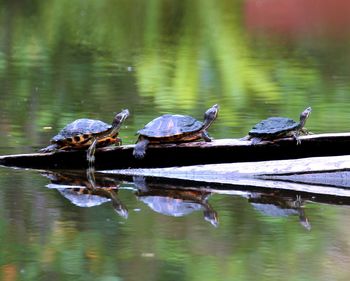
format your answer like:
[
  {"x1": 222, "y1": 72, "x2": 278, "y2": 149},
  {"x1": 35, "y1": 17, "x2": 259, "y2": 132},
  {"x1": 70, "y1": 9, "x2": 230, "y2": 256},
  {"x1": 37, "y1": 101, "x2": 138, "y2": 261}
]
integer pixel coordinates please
[
  {"x1": 0, "y1": 132, "x2": 350, "y2": 169},
  {"x1": 104, "y1": 155, "x2": 350, "y2": 196},
  {"x1": 153, "y1": 175, "x2": 350, "y2": 197},
  {"x1": 105, "y1": 154, "x2": 350, "y2": 178},
  {"x1": 39, "y1": 168, "x2": 350, "y2": 203},
  {"x1": 123, "y1": 173, "x2": 350, "y2": 201},
  {"x1": 104, "y1": 155, "x2": 350, "y2": 195}
]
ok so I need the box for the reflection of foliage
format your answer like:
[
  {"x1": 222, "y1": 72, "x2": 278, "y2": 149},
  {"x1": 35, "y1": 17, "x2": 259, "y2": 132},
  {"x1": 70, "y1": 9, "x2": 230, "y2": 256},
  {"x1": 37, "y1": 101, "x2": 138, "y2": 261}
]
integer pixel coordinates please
[
  {"x1": 0, "y1": 169, "x2": 348, "y2": 281},
  {"x1": 0, "y1": 0, "x2": 349, "y2": 146}
]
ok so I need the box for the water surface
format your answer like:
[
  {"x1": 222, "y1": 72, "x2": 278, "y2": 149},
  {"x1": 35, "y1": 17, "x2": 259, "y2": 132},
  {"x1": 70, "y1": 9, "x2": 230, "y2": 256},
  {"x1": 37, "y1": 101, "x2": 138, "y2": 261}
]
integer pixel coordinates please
[{"x1": 1, "y1": 1, "x2": 350, "y2": 280}]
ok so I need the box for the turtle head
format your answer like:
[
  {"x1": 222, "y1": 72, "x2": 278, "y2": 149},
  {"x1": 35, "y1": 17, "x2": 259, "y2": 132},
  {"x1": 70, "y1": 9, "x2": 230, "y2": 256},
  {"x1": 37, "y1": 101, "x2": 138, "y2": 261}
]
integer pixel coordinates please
[
  {"x1": 299, "y1": 107, "x2": 312, "y2": 127},
  {"x1": 112, "y1": 109, "x2": 130, "y2": 128},
  {"x1": 204, "y1": 209, "x2": 219, "y2": 227},
  {"x1": 203, "y1": 104, "x2": 219, "y2": 128}
]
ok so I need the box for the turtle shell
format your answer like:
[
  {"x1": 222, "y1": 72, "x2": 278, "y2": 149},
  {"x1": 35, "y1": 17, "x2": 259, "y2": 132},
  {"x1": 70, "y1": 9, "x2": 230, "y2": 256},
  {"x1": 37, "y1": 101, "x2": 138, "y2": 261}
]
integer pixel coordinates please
[
  {"x1": 139, "y1": 196, "x2": 203, "y2": 217},
  {"x1": 249, "y1": 117, "x2": 299, "y2": 137},
  {"x1": 58, "y1": 188, "x2": 111, "y2": 207},
  {"x1": 137, "y1": 114, "x2": 203, "y2": 138},
  {"x1": 52, "y1": 118, "x2": 111, "y2": 143},
  {"x1": 251, "y1": 202, "x2": 299, "y2": 217}
]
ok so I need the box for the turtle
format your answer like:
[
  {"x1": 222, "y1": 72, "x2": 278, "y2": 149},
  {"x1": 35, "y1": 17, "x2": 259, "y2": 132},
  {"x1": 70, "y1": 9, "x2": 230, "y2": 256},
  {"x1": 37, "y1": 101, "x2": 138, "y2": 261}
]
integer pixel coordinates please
[
  {"x1": 243, "y1": 107, "x2": 312, "y2": 145},
  {"x1": 43, "y1": 169, "x2": 128, "y2": 218},
  {"x1": 133, "y1": 176, "x2": 218, "y2": 227},
  {"x1": 138, "y1": 195, "x2": 218, "y2": 227},
  {"x1": 56, "y1": 187, "x2": 128, "y2": 218},
  {"x1": 133, "y1": 104, "x2": 219, "y2": 159},
  {"x1": 40, "y1": 109, "x2": 129, "y2": 165},
  {"x1": 249, "y1": 193, "x2": 310, "y2": 230}
]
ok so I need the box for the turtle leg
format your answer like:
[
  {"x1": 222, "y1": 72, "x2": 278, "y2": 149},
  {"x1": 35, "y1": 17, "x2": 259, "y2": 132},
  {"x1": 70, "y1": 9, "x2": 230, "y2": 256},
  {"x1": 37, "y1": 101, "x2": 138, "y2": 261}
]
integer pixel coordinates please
[
  {"x1": 292, "y1": 195, "x2": 311, "y2": 230},
  {"x1": 86, "y1": 166, "x2": 96, "y2": 190},
  {"x1": 201, "y1": 131, "x2": 212, "y2": 142},
  {"x1": 300, "y1": 128, "x2": 313, "y2": 135},
  {"x1": 116, "y1": 136, "x2": 122, "y2": 146},
  {"x1": 133, "y1": 175, "x2": 149, "y2": 192},
  {"x1": 87, "y1": 138, "x2": 98, "y2": 167},
  {"x1": 292, "y1": 131, "x2": 301, "y2": 145},
  {"x1": 133, "y1": 138, "x2": 150, "y2": 159}
]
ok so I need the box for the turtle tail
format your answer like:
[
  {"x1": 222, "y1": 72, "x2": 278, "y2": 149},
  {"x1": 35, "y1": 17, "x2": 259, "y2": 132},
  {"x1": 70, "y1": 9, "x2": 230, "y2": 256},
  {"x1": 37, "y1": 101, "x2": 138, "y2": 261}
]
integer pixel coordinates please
[
  {"x1": 39, "y1": 144, "x2": 59, "y2": 153},
  {"x1": 250, "y1": 137, "x2": 262, "y2": 145}
]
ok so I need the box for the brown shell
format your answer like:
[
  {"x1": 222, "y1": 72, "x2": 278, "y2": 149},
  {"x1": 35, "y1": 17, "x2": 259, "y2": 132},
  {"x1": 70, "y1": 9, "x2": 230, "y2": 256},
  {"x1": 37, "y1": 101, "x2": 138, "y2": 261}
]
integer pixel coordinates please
[
  {"x1": 51, "y1": 118, "x2": 118, "y2": 149},
  {"x1": 137, "y1": 114, "x2": 203, "y2": 140}
]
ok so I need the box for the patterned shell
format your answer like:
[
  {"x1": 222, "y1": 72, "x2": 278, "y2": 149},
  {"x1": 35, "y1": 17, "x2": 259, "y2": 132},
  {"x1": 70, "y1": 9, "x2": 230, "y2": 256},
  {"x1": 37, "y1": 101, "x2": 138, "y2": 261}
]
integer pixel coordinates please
[
  {"x1": 137, "y1": 114, "x2": 203, "y2": 138},
  {"x1": 52, "y1": 118, "x2": 111, "y2": 142},
  {"x1": 249, "y1": 117, "x2": 299, "y2": 137}
]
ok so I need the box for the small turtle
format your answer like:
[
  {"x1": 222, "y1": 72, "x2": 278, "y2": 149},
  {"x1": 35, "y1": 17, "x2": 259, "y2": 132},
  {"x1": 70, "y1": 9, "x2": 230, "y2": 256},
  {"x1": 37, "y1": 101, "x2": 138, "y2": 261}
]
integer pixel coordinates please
[
  {"x1": 56, "y1": 188, "x2": 128, "y2": 218},
  {"x1": 40, "y1": 109, "x2": 129, "y2": 165},
  {"x1": 243, "y1": 107, "x2": 312, "y2": 145},
  {"x1": 133, "y1": 104, "x2": 219, "y2": 159},
  {"x1": 44, "y1": 170, "x2": 128, "y2": 218},
  {"x1": 249, "y1": 194, "x2": 310, "y2": 230}
]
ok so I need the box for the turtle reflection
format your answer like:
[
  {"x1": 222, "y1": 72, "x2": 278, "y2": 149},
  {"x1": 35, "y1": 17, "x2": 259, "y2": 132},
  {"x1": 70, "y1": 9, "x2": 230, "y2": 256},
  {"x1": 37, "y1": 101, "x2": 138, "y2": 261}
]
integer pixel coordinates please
[
  {"x1": 43, "y1": 169, "x2": 128, "y2": 218},
  {"x1": 248, "y1": 193, "x2": 311, "y2": 230},
  {"x1": 134, "y1": 177, "x2": 218, "y2": 227}
]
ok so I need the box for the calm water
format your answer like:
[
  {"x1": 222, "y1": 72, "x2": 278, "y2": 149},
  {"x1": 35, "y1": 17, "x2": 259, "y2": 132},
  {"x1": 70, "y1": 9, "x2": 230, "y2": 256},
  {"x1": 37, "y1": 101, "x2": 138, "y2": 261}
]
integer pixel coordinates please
[{"x1": 1, "y1": 0, "x2": 350, "y2": 280}]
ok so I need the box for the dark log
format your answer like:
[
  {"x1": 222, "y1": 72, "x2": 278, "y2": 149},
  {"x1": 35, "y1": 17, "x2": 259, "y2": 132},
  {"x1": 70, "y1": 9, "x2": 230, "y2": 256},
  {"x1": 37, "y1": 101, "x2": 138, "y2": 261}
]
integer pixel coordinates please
[{"x1": 0, "y1": 132, "x2": 350, "y2": 169}]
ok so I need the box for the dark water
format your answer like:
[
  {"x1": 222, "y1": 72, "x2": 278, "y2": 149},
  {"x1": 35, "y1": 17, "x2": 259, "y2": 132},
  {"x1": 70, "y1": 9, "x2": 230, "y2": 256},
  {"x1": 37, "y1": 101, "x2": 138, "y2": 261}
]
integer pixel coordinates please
[{"x1": 1, "y1": 1, "x2": 350, "y2": 280}]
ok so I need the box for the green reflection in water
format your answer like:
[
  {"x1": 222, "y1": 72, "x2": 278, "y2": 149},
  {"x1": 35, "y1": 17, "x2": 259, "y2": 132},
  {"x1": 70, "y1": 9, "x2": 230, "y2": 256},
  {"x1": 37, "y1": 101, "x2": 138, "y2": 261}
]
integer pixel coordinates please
[{"x1": 1, "y1": 168, "x2": 350, "y2": 281}]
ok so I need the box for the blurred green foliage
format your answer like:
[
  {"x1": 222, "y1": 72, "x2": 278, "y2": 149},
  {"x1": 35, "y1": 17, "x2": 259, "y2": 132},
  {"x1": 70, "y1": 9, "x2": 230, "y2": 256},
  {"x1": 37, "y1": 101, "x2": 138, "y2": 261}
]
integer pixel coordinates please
[{"x1": 0, "y1": 0, "x2": 349, "y2": 150}]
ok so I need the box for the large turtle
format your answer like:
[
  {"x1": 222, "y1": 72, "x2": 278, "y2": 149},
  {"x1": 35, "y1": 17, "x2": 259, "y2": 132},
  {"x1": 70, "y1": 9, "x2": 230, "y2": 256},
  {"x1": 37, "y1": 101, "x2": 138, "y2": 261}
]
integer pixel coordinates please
[
  {"x1": 134, "y1": 176, "x2": 218, "y2": 227},
  {"x1": 133, "y1": 104, "x2": 219, "y2": 159},
  {"x1": 138, "y1": 194, "x2": 218, "y2": 227},
  {"x1": 243, "y1": 107, "x2": 312, "y2": 145},
  {"x1": 40, "y1": 109, "x2": 129, "y2": 164}
]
